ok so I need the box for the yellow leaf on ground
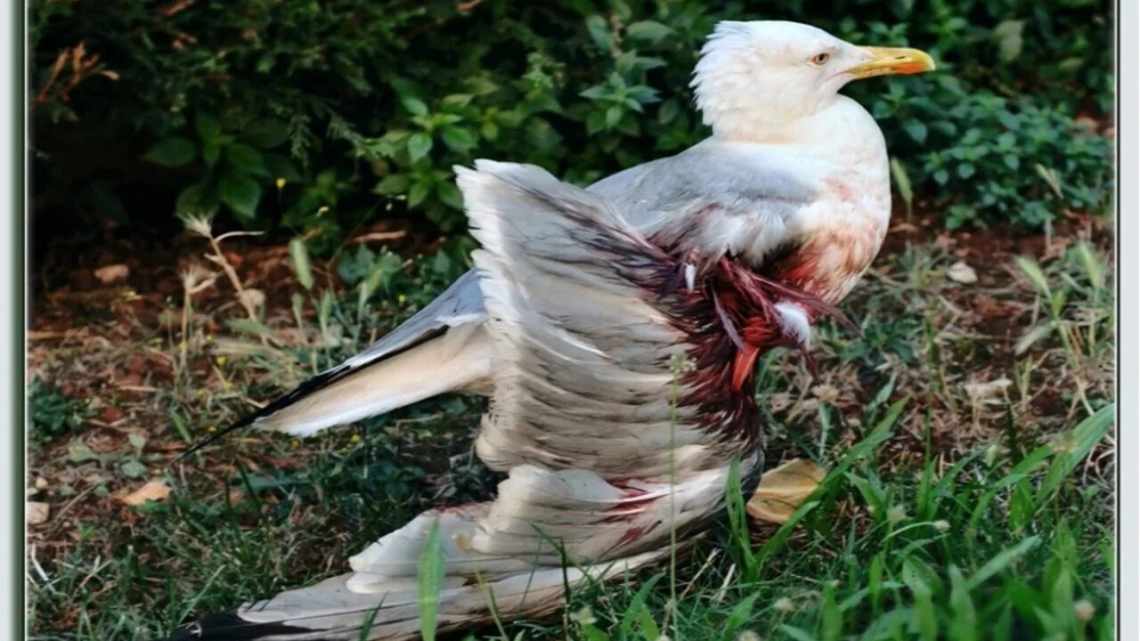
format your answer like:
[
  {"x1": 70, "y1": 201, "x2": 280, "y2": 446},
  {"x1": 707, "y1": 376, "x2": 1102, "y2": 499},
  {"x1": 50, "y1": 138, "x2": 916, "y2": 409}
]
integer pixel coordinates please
[
  {"x1": 119, "y1": 480, "x2": 172, "y2": 506},
  {"x1": 748, "y1": 458, "x2": 827, "y2": 524}
]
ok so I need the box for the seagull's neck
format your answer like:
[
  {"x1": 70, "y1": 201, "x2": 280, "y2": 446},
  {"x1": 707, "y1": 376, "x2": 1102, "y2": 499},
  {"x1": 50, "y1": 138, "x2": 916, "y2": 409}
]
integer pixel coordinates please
[
  {"x1": 708, "y1": 95, "x2": 891, "y2": 225},
  {"x1": 706, "y1": 96, "x2": 893, "y2": 303},
  {"x1": 711, "y1": 96, "x2": 887, "y2": 172}
]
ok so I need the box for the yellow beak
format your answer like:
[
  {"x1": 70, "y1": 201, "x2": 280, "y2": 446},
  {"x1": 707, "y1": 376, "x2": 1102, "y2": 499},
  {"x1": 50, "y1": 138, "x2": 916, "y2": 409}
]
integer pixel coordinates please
[{"x1": 847, "y1": 47, "x2": 936, "y2": 79}]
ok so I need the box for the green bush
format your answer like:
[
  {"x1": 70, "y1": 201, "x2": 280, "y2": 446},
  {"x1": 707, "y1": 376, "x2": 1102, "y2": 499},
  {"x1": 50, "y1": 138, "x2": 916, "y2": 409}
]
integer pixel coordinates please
[
  {"x1": 31, "y1": 0, "x2": 1112, "y2": 242},
  {"x1": 919, "y1": 95, "x2": 1111, "y2": 228}
]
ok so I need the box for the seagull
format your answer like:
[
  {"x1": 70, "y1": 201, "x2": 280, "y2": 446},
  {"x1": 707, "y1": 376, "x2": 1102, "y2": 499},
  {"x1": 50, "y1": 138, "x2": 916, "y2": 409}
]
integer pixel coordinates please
[{"x1": 167, "y1": 20, "x2": 933, "y2": 641}]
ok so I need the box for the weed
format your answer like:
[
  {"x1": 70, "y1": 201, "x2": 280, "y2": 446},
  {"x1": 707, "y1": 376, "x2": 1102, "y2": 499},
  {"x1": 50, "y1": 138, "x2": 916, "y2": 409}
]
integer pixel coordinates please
[{"x1": 29, "y1": 379, "x2": 92, "y2": 445}]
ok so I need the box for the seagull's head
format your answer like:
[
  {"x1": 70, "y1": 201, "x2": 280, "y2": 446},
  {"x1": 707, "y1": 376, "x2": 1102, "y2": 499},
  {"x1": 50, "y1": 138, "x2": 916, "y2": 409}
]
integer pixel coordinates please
[{"x1": 693, "y1": 21, "x2": 935, "y2": 140}]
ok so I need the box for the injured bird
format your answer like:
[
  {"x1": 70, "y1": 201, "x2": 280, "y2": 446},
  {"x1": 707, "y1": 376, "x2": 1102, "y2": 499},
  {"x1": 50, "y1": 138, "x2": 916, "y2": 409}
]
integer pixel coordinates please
[{"x1": 164, "y1": 19, "x2": 934, "y2": 641}]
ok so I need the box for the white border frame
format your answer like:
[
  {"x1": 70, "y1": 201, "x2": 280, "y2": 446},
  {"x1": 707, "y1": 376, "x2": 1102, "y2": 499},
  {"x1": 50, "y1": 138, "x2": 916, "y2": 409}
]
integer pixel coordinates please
[
  {"x1": 0, "y1": 2, "x2": 1135, "y2": 639},
  {"x1": 1, "y1": 2, "x2": 19, "y2": 636},
  {"x1": 1117, "y1": 1, "x2": 1138, "y2": 639}
]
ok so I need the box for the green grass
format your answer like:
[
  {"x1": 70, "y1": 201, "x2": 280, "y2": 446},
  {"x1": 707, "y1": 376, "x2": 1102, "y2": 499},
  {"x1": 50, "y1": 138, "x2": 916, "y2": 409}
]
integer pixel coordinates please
[
  {"x1": 542, "y1": 403, "x2": 1114, "y2": 641},
  {"x1": 26, "y1": 227, "x2": 1114, "y2": 641}
]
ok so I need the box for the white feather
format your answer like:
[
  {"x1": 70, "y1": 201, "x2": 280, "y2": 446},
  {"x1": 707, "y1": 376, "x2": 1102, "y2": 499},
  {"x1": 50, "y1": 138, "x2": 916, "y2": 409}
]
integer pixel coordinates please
[{"x1": 775, "y1": 301, "x2": 812, "y2": 347}]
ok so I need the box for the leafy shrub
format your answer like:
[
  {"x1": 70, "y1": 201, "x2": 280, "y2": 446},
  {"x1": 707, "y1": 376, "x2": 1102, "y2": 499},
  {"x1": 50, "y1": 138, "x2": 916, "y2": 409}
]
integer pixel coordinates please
[
  {"x1": 31, "y1": 0, "x2": 1112, "y2": 240},
  {"x1": 920, "y1": 96, "x2": 1111, "y2": 228}
]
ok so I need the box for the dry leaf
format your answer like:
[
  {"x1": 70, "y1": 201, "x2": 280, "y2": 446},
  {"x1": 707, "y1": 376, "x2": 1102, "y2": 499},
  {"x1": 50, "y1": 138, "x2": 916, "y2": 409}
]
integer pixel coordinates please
[
  {"x1": 119, "y1": 480, "x2": 172, "y2": 506},
  {"x1": 748, "y1": 458, "x2": 827, "y2": 524},
  {"x1": 963, "y1": 377, "x2": 1012, "y2": 404},
  {"x1": 239, "y1": 288, "x2": 266, "y2": 311},
  {"x1": 94, "y1": 264, "x2": 130, "y2": 285},
  {"x1": 27, "y1": 501, "x2": 50, "y2": 525},
  {"x1": 947, "y1": 260, "x2": 978, "y2": 284}
]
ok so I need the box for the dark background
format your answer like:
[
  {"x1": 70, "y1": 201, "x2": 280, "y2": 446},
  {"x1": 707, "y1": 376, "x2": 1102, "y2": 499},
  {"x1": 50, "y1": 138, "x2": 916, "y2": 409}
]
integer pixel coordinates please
[{"x1": 31, "y1": 0, "x2": 1113, "y2": 263}]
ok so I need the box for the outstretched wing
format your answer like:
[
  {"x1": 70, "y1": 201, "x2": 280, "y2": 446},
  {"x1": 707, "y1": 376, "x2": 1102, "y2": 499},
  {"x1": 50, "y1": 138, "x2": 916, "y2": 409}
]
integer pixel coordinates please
[
  {"x1": 459, "y1": 159, "x2": 765, "y2": 479},
  {"x1": 174, "y1": 158, "x2": 818, "y2": 641}
]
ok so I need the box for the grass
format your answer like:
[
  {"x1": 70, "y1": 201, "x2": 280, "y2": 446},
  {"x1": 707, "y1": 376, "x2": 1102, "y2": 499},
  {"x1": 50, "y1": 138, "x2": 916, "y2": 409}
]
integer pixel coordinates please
[
  {"x1": 551, "y1": 402, "x2": 1113, "y2": 641},
  {"x1": 25, "y1": 217, "x2": 1114, "y2": 641}
]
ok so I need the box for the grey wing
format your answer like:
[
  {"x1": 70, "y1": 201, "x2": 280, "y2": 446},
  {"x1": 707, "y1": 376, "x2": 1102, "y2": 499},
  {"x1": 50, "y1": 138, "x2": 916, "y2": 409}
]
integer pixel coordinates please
[
  {"x1": 356, "y1": 154, "x2": 664, "y2": 358},
  {"x1": 362, "y1": 139, "x2": 816, "y2": 365},
  {"x1": 589, "y1": 141, "x2": 817, "y2": 223},
  {"x1": 342, "y1": 268, "x2": 487, "y2": 369},
  {"x1": 357, "y1": 155, "x2": 676, "y2": 354}
]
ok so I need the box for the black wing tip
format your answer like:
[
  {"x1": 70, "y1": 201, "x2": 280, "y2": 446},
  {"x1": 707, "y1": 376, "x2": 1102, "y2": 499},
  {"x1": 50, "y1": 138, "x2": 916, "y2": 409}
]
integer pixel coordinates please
[
  {"x1": 172, "y1": 365, "x2": 351, "y2": 463},
  {"x1": 172, "y1": 415, "x2": 258, "y2": 463},
  {"x1": 159, "y1": 612, "x2": 334, "y2": 641}
]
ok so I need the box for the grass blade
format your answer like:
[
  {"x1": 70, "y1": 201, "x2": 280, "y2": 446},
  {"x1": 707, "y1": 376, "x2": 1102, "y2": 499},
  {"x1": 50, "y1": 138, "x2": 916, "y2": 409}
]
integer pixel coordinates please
[
  {"x1": 289, "y1": 237, "x2": 314, "y2": 290},
  {"x1": 1036, "y1": 403, "x2": 1114, "y2": 505},
  {"x1": 948, "y1": 566, "x2": 977, "y2": 641},
  {"x1": 967, "y1": 445, "x2": 1052, "y2": 532},
  {"x1": 778, "y1": 624, "x2": 820, "y2": 641},
  {"x1": 417, "y1": 519, "x2": 445, "y2": 641},
  {"x1": 966, "y1": 536, "x2": 1040, "y2": 590},
  {"x1": 724, "y1": 458, "x2": 758, "y2": 581},
  {"x1": 618, "y1": 573, "x2": 663, "y2": 641},
  {"x1": 756, "y1": 399, "x2": 906, "y2": 568},
  {"x1": 1015, "y1": 256, "x2": 1051, "y2": 297},
  {"x1": 357, "y1": 600, "x2": 384, "y2": 641},
  {"x1": 890, "y1": 157, "x2": 913, "y2": 218}
]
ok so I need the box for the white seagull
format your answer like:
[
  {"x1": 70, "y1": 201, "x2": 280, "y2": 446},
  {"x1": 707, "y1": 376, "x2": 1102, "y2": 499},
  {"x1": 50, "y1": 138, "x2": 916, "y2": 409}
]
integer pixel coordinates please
[{"x1": 167, "y1": 20, "x2": 934, "y2": 641}]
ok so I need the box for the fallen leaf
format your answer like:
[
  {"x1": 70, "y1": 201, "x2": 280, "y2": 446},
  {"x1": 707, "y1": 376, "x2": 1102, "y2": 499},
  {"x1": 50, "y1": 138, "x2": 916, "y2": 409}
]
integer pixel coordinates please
[
  {"x1": 119, "y1": 480, "x2": 172, "y2": 506},
  {"x1": 963, "y1": 377, "x2": 1012, "y2": 404},
  {"x1": 239, "y1": 288, "x2": 266, "y2": 311},
  {"x1": 947, "y1": 260, "x2": 978, "y2": 284},
  {"x1": 94, "y1": 264, "x2": 130, "y2": 285},
  {"x1": 27, "y1": 501, "x2": 50, "y2": 525},
  {"x1": 748, "y1": 458, "x2": 827, "y2": 524}
]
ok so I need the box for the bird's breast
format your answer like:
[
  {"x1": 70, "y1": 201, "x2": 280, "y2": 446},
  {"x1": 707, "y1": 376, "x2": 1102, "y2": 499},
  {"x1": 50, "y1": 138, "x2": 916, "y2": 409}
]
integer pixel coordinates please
[
  {"x1": 773, "y1": 219, "x2": 886, "y2": 304},
  {"x1": 773, "y1": 161, "x2": 890, "y2": 304}
]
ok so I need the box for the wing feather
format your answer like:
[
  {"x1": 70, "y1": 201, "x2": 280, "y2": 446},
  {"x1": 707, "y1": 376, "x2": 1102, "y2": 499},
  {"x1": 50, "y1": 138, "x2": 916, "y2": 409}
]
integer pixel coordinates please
[{"x1": 456, "y1": 160, "x2": 722, "y2": 478}]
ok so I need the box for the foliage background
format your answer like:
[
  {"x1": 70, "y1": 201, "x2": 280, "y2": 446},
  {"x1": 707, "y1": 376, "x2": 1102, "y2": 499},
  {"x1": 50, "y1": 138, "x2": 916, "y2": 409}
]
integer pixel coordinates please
[{"x1": 32, "y1": 0, "x2": 1113, "y2": 256}]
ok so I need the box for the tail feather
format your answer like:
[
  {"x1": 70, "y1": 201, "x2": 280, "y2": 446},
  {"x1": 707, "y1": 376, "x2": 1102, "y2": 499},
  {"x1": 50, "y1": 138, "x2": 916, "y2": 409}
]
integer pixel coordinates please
[
  {"x1": 253, "y1": 322, "x2": 492, "y2": 437},
  {"x1": 161, "y1": 462, "x2": 712, "y2": 640},
  {"x1": 179, "y1": 322, "x2": 492, "y2": 458},
  {"x1": 161, "y1": 612, "x2": 333, "y2": 641}
]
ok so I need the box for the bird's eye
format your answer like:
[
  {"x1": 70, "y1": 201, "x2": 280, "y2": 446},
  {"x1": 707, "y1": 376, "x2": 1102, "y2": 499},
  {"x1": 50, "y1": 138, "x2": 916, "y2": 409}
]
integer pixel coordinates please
[{"x1": 810, "y1": 52, "x2": 831, "y2": 65}]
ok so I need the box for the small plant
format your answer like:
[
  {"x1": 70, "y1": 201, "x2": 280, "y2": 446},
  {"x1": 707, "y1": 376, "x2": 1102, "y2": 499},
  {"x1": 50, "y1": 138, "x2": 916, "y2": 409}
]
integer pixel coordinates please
[
  {"x1": 28, "y1": 379, "x2": 92, "y2": 444},
  {"x1": 148, "y1": 112, "x2": 299, "y2": 225},
  {"x1": 1014, "y1": 242, "x2": 1113, "y2": 416}
]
